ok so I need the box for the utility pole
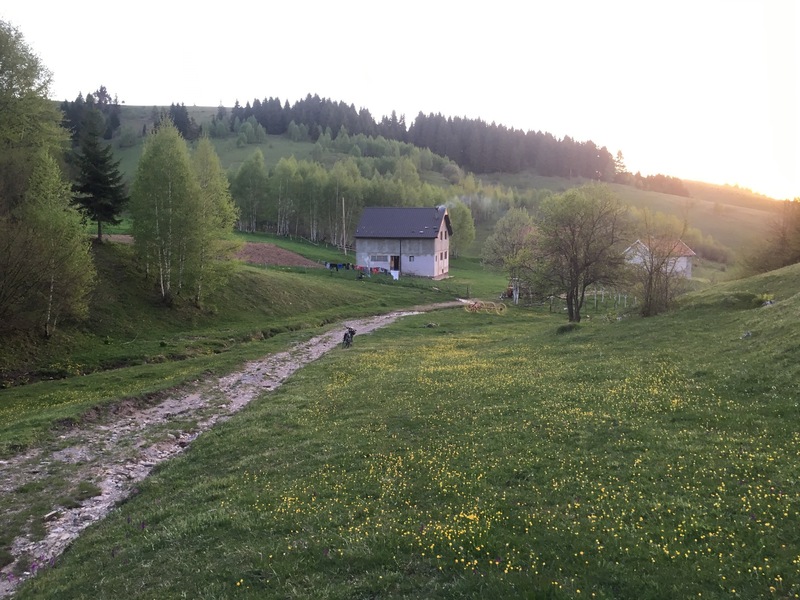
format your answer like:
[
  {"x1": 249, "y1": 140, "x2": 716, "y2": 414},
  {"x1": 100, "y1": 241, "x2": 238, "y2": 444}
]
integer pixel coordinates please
[{"x1": 342, "y1": 195, "x2": 347, "y2": 255}]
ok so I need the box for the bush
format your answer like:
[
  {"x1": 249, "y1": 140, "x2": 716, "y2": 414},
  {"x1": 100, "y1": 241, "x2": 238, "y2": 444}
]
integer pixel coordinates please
[{"x1": 117, "y1": 126, "x2": 138, "y2": 149}]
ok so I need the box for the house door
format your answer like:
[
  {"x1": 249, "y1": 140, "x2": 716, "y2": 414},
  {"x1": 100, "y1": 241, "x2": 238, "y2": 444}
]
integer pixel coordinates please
[{"x1": 390, "y1": 255, "x2": 400, "y2": 270}]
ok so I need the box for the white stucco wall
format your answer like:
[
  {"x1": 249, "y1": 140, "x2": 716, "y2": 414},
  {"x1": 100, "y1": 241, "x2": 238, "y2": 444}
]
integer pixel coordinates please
[
  {"x1": 625, "y1": 244, "x2": 692, "y2": 279},
  {"x1": 356, "y1": 234, "x2": 449, "y2": 279}
]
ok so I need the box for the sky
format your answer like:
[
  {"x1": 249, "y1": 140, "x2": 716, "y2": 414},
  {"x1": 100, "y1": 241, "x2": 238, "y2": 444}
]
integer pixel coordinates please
[{"x1": 3, "y1": 0, "x2": 798, "y2": 200}]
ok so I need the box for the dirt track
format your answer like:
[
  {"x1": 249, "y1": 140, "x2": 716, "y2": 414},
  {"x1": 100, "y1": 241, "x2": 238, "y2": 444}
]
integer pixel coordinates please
[{"x1": 0, "y1": 305, "x2": 460, "y2": 597}]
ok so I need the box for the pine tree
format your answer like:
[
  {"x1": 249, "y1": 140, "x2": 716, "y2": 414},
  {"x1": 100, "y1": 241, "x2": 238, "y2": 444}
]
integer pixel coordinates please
[{"x1": 73, "y1": 109, "x2": 127, "y2": 241}]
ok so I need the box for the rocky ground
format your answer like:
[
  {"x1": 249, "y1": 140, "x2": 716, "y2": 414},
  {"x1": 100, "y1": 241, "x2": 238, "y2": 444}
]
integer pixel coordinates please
[{"x1": 0, "y1": 307, "x2": 463, "y2": 598}]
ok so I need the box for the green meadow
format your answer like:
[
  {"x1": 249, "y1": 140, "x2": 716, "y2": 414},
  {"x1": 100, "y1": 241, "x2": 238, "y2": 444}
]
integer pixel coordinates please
[
  {"x1": 3, "y1": 104, "x2": 794, "y2": 598},
  {"x1": 10, "y1": 260, "x2": 800, "y2": 599}
]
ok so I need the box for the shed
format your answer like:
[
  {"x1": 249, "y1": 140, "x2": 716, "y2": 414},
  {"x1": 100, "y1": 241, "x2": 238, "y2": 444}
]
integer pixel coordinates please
[{"x1": 624, "y1": 238, "x2": 696, "y2": 278}]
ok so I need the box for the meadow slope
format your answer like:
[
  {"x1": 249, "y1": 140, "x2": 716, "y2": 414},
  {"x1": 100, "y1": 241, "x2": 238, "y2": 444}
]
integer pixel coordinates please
[{"x1": 9, "y1": 263, "x2": 800, "y2": 599}]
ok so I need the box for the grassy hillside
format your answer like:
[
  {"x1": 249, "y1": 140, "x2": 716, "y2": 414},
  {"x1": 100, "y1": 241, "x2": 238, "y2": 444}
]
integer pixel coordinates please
[
  {"x1": 9, "y1": 104, "x2": 789, "y2": 598},
  {"x1": 611, "y1": 182, "x2": 778, "y2": 251},
  {"x1": 115, "y1": 132, "x2": 319, "y2": 182},
  {"x1": 480, "y1": 170, "x2": 780, "y2": 253},
  {"x1": 0, "y1": 230, "x2": 509, "y2": 447},
  {"x1": 109, "y1": 105, "x2": 782, "y2": 263},
  {"x1": 0, "y1": 239, "x2": 473, "y2": 448},
  {"x1": 11, "y1": 264, "x2": 800, "y2": 599}
]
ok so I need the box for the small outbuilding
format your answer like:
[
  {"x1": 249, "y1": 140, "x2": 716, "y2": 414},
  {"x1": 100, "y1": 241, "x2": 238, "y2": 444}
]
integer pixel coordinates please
[
  {"x1": 624, "y1": 238, "x2": 696, "y2": 278},
  {"x1": 354, "y1": 206, "x2": 453, "y2": 279}
]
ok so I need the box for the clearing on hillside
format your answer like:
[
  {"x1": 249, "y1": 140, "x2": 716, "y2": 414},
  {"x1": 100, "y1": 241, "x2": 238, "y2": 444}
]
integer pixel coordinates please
[{"x1": 106, "y1": 235, "x2": 322, "y2": 268}]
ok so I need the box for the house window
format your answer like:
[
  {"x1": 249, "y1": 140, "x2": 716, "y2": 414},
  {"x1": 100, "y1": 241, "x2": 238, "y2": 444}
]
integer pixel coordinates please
[
  {"x1": 435, "y1": 254, "x2": 438, "y2": 262},
  {"x1": 439, "y1": 232, "x2": 443, "y2": 240},
  {"x1": 445, "y1": 250, "x2": 448, "y2": 259},
  {"x1": 445, "y1": 231, "x2": 448, "y2": 239},
  {"x1": 409, "y1": 256, "x2": 415, "y2": 262},
  {"x1": 370, "y1": 255, "x2": 388, "y2": 263}
]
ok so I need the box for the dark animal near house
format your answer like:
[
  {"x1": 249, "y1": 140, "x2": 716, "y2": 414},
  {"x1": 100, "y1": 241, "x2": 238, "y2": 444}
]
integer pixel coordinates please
[{"x1": 342, "y1": 327, "x2": 356, "y2": 348}]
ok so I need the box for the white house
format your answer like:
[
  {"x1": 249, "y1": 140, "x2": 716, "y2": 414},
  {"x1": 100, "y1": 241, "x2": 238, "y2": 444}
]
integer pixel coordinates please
[
  {"x1": 354, "y1": 206, "x2": 453, "y2": 279},
  {"x1": 624, "y1": 238, "x2": 696, "y2": 278}
]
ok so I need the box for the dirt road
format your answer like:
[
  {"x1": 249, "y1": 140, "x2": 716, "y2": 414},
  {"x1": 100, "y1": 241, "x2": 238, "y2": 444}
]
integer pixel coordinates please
[{"x1": 0, "y1": 306, "x2": 460, "y2": 597}]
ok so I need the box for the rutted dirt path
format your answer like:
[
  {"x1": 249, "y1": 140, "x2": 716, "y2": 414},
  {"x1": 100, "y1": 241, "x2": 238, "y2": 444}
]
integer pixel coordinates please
[{"x1": 0, "y1": 306, "x2": 458, "y2": 598}]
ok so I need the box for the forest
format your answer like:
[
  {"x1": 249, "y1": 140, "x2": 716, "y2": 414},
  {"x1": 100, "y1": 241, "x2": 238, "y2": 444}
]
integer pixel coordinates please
[{"x1": 61, "y1": 93, "x2": 689, "y2": 197}]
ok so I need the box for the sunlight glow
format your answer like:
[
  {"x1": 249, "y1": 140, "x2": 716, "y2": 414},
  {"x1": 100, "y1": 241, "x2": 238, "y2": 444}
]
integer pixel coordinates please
[{"x1": 1, "y1": 0, "x2": 797, "y2": 199}]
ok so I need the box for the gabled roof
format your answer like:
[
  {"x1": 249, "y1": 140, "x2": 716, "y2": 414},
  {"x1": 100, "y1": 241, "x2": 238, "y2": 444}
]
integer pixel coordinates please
[
  {"x1": 625, "y1": 238, "x2": 696, "y2": 257},
  {"x1": 354, "y1": 206, "x2": 453, "y2": 239}
]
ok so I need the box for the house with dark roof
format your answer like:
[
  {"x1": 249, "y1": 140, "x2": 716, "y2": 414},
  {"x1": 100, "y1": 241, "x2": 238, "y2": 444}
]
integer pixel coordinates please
[
  {"x1": 624, "y1": 238, "x2": 696, "y2": 278},
  {"x1": 354, "y1": 206, "x2": 453, "y2": 279}
]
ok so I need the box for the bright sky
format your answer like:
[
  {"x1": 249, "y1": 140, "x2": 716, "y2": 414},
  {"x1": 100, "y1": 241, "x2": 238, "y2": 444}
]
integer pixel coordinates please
[{"x1": 3, "y1": 0, "x2": 798, "y2": 199}]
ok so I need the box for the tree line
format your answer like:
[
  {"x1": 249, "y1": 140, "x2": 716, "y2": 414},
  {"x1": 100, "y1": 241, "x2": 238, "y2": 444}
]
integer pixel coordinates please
[
  {"x1": 156, "y1": 93, "x2": 687, "y2": 198},
  {"x1": 613, "y1": 153, "x2": 689, "y2": 197},
  {"x1": 217, "y1": 94, "x2": 617, "y2": 181},
  {"x1": 60, "y1": 88, "x2": 693, "y2": 200},
  {"x1": 225, "y1": 150, "x2": 475, "y2": 257}
]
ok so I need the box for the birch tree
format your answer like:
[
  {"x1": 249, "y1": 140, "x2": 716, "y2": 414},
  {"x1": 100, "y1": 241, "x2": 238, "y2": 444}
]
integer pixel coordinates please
[
  {"x1": 325, "y1": 158, "x2": 362, "y2": 249},
  {"x1": 230, "y1": 149, "x2": 268, "y2": 232},
  {"x1": 271, "y1": 156, "x2": 301, "y2": 236},
  {"x1": 0, "y1": 20, "x2": 67, "y2": 214},
  {"x1": 10, "y1": 153, "x2": 95, "y2": 336},
  {"x1": 1, "y1": 20, "x2": 90, "y2": 334},
  {"x1": 130, "y1": 121, "x2": 200, "y2": 304},
  {"x1": 629, "y1": 209, "x2": 691, "y2": 317},
  {"x1": 482, "y1": 207, "x2": 538, "y2": 304},
  {"x1": 296, "y1": 160, "x2": 327, "y2": 242},
  {"x1": 447, "y1": 199, "x2": 476, "y2": 258},
  {"x1": 191, "y1": 136, "x2": 240, "y2": 305}
]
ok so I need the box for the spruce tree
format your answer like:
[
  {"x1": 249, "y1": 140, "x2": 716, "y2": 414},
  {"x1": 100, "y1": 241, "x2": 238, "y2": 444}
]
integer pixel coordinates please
[{"x1": 73, "y1": 108, "x2": 127, "y2": 241}]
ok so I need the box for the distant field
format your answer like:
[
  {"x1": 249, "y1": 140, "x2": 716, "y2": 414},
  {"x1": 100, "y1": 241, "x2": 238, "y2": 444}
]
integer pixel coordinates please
[
  {"x1": 611, "y1": 182, "x2": 777, "y2": 251},
  {"x1": 478, "y1": 171, "x2": 780, "y2": 252}
]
